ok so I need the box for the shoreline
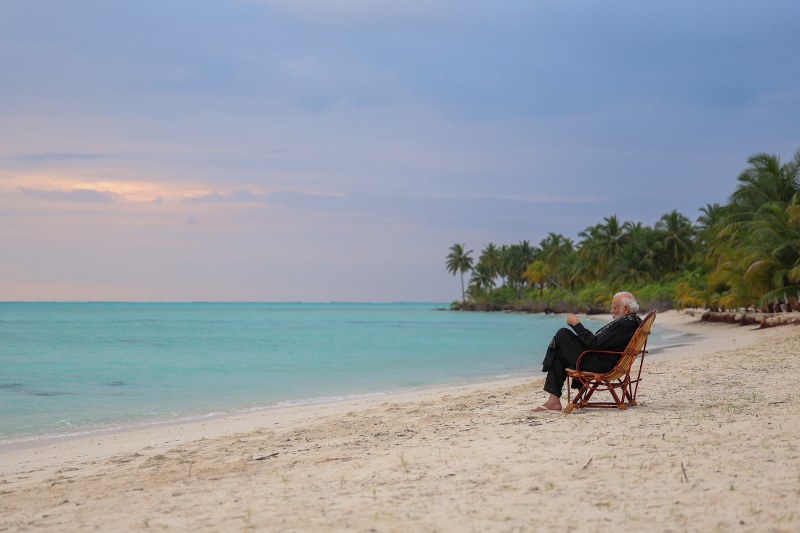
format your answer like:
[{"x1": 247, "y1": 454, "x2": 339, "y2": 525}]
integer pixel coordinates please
[
  {"x1": 0, "y1": 374, "x2": 534, "y2": 454},
  {"x1": 0, "y1": 310, "x2": 760, "y2": 455},
  {"x1": 0, "y1": 310, "x2": 714, "y2": 451},
  {"x1": 2, "y1": 310, "x2": 797, "y2": 531}
]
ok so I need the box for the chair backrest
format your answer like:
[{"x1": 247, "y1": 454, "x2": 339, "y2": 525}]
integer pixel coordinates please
[{"x1": 607, "y1": 310, "x2": 657, "y2": 380}]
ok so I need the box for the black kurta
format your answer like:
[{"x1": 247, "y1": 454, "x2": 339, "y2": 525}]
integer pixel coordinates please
[{"x1": 541, "y1": 313, "x2": 641, "y2": 398}]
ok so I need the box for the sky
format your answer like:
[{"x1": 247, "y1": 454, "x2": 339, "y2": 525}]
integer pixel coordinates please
[{"x1": 1, "y1": 0, "x2": 799, "y2": 302}]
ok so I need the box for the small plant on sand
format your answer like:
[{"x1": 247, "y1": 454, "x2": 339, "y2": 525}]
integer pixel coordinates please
[
  {"x1": 748, "y1": 391, "x2": 763, "y2": 403},
  {"x1": 399, "y1": 453, "x2": 410, "y2": 473},
  {"x1": 243, "y1": 509, "x2": 256, "y2": 531}
]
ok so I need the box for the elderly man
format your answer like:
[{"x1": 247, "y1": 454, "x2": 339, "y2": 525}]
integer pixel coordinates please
[{"x1": 532, "y1": 291, "x2": 641, "y2": 412}]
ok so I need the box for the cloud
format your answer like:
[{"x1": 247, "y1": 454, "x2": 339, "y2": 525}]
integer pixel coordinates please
[
  {"x1": 266, "y1": 190, "x2": 347, "y2": 209},
  {"x1": 14, "y1": 153, "x2": 108, "y2": 163},
  {"x1": 1, "y1": 1, "x2": 798, "y2": 302},
  {"x1": 184, "y1": 190, "x2": 267, "y2": 204},
  {"x1": 183, "y1": 189, "x2": 350, "y2": 209},
  {"x1": 430, "y1": 193, "x2": 604, "y2": 205},
  {"x1": 20, "y1": 187, "x2": 116, "y2": 203}
]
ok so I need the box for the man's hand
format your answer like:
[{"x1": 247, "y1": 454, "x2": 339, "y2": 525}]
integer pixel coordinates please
[{"x1": 566, "y1": 314, "x2": 581, "y2": 326}]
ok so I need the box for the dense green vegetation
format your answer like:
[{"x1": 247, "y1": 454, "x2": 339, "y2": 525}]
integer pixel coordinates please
[{"x1": 446, "y1": 150, "x2": 800, "y2": 313}]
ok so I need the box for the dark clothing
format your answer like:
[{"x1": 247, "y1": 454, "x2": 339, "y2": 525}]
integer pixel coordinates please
[{"x1": 541, "y1": 313, "x2": 641, "y2": 398}]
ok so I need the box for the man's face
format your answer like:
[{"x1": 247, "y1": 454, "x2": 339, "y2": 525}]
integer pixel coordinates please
[{"x1": 610, "y1": 298, "x2": 627, "y2": 318}]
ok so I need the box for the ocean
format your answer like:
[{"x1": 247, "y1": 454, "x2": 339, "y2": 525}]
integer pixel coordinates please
[{"x1": 0, "y1": 302, "x2": 673, "y2": 444}]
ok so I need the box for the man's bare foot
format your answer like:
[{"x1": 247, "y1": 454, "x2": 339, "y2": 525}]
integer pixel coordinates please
[
  {"x1": 531, "y1": 395, "x2": 562, "y2": 412},
  {"x1": 530, "y1": 404, "x2": 561, "y2": 412}
]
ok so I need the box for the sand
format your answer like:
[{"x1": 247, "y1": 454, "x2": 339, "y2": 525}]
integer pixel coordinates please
[{"x1": 1, "y1": 310, "x2": 799, "y2": 532}]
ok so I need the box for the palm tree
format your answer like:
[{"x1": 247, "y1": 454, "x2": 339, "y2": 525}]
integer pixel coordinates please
[
  {"x1": 446, "y1": 243, "x2": 474, "y2": 304},
  {"x1": 477, "y1": 243, "x2": 501, "y2": 290},
  {"x1": 469, "y1": 263, "x2": 495, "y2": 295},
  {"x1": 441, "y1": 147, "x2": 800, "y2": 312},
  {"x1": 697, "y1": 202, "x2": 724, "y2": 235},
  {"x1": 522, "y1": 260, "x2": 549, "y2": 297},
  {"x1": 613, "y1": 222, "x2": 662, "y2": 283},
  {"x1": 515, "y1": 240, "x2": 537, "y2": 271},
  {"x1": 576, "y1": 216, "x2": 626, "y2": 280},
  {"x1": 538, "y1": 233, "x2": 573, "y2": 286},
  {"x1": 739, "y1": 196, "x2": 800, "y2": 304},
  {"x1": 695, "y1": 203, "x2": 725, "y2": 251},
  {"x1": 729, "y1": 151, "x2": 800, "y2": 212},
  {"x1": 674, "y1": 271, "x2": 707, "y2": 309},
  {"x1": 575, "y1": 224, "x2": 603, "y2": 283},
  {"x1": 501, "y1": 241, "x2": 537, "y2": 297},
  {"x1": 608, "y1": 243, "x2": 651, "y2": 285},
  {"x1": 708, "y1": 247, "x2": 757, "y2": 310},
  {"x1": 708, "y1": 150, "x2": 800, "y2": 307},
  {"x1": 655, "y1": 210, "x2": 695, "y2": 273},
  {"x1": 596, "y1": 215, "x2": 626, "y2": 264},
  {"x1": 689, "y1": 203, "x2": 728, "y2": 298}
]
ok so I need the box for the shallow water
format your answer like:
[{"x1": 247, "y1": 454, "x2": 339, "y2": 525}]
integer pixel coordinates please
[{"x1": 0, "y1": 302, "x2": 677, "y2": 443}]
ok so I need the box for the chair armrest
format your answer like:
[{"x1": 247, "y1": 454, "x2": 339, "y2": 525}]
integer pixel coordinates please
[{"x1": 574, "y1": 349, "x2": 624, "y2": 372}]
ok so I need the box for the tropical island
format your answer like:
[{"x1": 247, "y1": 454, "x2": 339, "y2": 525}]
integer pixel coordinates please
[{"x1": 446, "y1": 149, "x2": 800, "y2": 323}]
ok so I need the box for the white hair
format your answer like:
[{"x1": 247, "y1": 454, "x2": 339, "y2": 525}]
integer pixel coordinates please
[{"x1": 615, "y1": 292, "x2": 640, "y2": 313}]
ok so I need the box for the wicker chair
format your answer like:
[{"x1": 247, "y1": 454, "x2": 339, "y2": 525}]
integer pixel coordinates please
[{"x1": 563, "y1": 310, "x2": 657, "y2": 414}]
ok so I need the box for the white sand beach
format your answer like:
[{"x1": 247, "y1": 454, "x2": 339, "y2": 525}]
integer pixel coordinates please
[{"x1": 1, "y1": 310, "x2": 798, "y2": 532}]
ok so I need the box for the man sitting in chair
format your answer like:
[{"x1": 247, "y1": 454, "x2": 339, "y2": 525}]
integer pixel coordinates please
[{"x1": 532, "y1": 291, "x2": 642, "y2": 412}]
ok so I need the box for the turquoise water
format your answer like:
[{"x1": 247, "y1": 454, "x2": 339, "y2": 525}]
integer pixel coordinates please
[{"x1": 0, "y1": 303, "x2": 669, "y2": 444}]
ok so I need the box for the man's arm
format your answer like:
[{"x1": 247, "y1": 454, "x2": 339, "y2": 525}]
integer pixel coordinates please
[{"x1": 569, "y1": 317, "x2": 638, "y2": 352}]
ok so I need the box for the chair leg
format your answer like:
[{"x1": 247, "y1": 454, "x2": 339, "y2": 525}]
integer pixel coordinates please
[
  {"x1": 607, "y1": 383, "x2": 626, "y2": 410},
  {"x1": 564, "y1": 380, "x2": 588, "y2": 414},
  {"x1": 566, "y1": 376, "x2": 643, "y2": 411},
  {"x1": 582, "y1": 384, "x2": 599, "y2": 405},
  {"x1": 622, "y1": 379, "x2": 636, "y2": 406},
  {"x1": 566, "y1": 375, "x2": 572, "y2": 403}
]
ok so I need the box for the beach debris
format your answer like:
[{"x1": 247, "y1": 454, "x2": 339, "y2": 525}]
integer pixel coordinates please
[
  {"x1": 680, "y1": 461, "x2": 689, "y2": 483},
  {"x1": 582, "y1": 458, "x2": 593, "y2": 469},
  {"x1": 701, "y1": 310, "x2": 800, "y2": 328},
  {"x1": 253, "y1": 452, "x2": 279, "y2": 461}
]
